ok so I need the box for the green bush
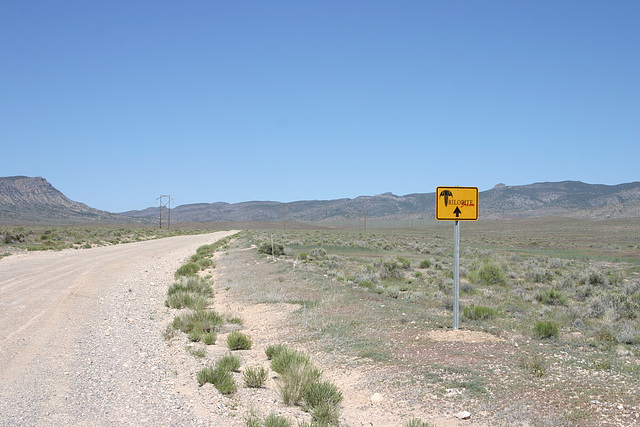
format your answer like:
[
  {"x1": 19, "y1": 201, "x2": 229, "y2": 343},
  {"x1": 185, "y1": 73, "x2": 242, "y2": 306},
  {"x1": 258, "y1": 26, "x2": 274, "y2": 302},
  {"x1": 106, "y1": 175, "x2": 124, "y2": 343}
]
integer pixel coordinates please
[
  {"x1": 197, "y1": 366, "x2": 236, "y2": 394},
  {"x1": 357, "y1": 280, "x2": 376, "y2": 289},
  {"x1": 187, "y1": 330, "x2": 202, "y2": 342},
  {"x1": 258, "y1": 242, "x2": 285, "y2": 256},
  {"x1": 396, "y1": 256, "x2": 411, "y2": 269},
  {"x1": 265, "y1": 343, "x2": 289, "y2": 360},
  {"x1": 309, "y1": 247, "x2": 327, "y2": 259},
  {"x1": 304, "y1": 380, "x2": 343, "y2": 424},
  {"x1": 175, "y1": 262, "x2": 200, "y2": 278},
  {"x1": 226, "y1": 331, "x2": 252, "y2": 350},
  {"x1": 376, "y1": 257, "x2": 405, "y2": 280},
  {"x1": 171, "y1": 309, "x2": 223, "y2": 334},
  {"x1": 533, "y1": 320, "x2": 559, "y2": 339},
  {"x1": 244, "y1": 365, "x2": 269, "y2": 388},
  {"x1": 536, "y1": 288, "x2": 568, "y2": 306},
  {"x1": 202, "y1": 331, "x2": 217, "y2": 345},
  {"x1": 475, "y1": 262, "x2": 507, "y2": 286},
  {"x1": 164, "y1": 291, "x2": 208, "y2": 310},
  {"x1": 264, "y1": 413, "x2": 291, "y2": 427},
  {"x1": 196, "y1": 257, "x2": 214, "y2": 270},
  {"x1": 217, "y1": 353, "x2": 241, "y2": 372},
  {"x1": 419, "y1": 260, "x2": 431, "y2": 269},
  {"x1": 271, "y1": 347, "x2": 310, "y2": 374},
  {"x1": 277, "y1": 360, "x2": 322, "y2": 405},
  {"x1": 463, "y1": 304, "x2": 497, "y2": 320}
]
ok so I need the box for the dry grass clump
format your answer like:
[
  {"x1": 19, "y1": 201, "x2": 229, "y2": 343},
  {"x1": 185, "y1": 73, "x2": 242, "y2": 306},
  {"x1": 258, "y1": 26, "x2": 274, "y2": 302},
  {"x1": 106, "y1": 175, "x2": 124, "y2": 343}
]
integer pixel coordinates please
[
  {"x1": 267, "y1": 344, "x2": 342, "y2": 424},
  {"x1": 165, "y1": 276, "x2": 213, "y2": 310},
  {"x1": 227, "y1": 331, "x2": 253, "y2": 350},
  {"x1": 243, "y1": 365, "x2": 269, "y2": 388}
]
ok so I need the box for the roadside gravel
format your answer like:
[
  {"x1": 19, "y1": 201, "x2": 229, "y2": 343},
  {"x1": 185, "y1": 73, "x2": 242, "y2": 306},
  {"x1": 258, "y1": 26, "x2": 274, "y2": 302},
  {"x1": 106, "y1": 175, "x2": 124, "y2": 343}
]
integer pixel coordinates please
[{"x1": 0, "y1": 231, "x2": 238, "y2": 426}]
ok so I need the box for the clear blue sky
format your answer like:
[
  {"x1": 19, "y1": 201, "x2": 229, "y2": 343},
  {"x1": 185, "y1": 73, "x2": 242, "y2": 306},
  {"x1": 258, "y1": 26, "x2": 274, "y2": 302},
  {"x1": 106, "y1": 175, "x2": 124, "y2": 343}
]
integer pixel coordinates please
[{"x1": 2, "y1": 1, "x2": 638, "y2": 212}]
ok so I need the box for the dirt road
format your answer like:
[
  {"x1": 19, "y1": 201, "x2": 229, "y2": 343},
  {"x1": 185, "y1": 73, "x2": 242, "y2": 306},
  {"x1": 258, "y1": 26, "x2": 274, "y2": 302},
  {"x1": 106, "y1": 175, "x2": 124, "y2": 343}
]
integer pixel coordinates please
[{"x1": 0, "y1": 231, "x2": 237, "y2": 426}]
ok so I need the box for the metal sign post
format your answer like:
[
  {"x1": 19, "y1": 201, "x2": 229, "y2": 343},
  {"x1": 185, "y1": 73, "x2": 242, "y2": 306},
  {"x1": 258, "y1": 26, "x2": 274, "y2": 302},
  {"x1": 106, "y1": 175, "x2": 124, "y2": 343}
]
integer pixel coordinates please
[
  {"x1": 453, "y1": 220, "x2": 460, "y2": 329},
  {"x1": 435, "y1": 186, "x2": 478, "y2": 330}
]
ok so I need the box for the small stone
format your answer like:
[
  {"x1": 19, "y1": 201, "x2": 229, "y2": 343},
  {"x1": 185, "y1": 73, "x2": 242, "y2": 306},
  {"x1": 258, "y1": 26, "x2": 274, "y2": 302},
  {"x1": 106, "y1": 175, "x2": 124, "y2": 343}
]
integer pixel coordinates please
[
  {"x1": 370, "y1": 392, "x2": 384, "y2": 403},
  {"x1": 456, "y1": 411, "x2": 471, "y2": 420}
]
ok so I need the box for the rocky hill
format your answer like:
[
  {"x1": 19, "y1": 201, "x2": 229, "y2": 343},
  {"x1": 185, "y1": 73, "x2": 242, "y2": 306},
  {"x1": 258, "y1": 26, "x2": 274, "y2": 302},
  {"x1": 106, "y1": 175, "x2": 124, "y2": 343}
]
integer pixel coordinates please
[
  {"x1": 123, "y1": 181, "x2": 640, "y2": 223},
  {"x1": 1, "y1": 176, "x2": 639, "y2": 225},
  {"x1": 0, "y1": 176, "x2": 142, "y2": 224}
]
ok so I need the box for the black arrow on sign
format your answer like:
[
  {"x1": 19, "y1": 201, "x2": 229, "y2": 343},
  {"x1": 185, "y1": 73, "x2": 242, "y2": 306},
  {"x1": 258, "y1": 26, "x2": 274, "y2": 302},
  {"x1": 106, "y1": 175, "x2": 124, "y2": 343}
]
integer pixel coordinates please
[{"x1": 453, "y1": 207, "x2": 462, "y2": 218}]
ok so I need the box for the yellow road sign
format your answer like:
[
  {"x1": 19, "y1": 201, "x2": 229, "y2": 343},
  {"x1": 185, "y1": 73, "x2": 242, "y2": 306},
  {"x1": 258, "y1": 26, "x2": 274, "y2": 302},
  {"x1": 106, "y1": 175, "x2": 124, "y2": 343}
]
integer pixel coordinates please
[{"x1": 436, "y1": 186, "x2": 478, "y2": 221}]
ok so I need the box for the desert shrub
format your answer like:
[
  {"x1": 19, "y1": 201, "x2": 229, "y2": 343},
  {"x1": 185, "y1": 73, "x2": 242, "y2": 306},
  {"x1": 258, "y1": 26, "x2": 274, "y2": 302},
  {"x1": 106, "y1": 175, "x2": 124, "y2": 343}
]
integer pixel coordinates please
[
  {"x1": 533, "y1": 321, "x2": 559, "y2": 339},
  {"x1": 625, "y1": 281, "x2": 640, "y2": 297},
  {"x1": 175, "y1": 262, "x2": 200, "y2": 278},
  {"x1": 304, "y1": 380, "x2": 343, "y2": 424},
  {"x1": 419, "y1": 259, "x2": 431, "y2": 269},
  {"x1": 244, "y1": 410, "x2": 263, "y2": 427},
  {"x1": 168, "y1": 276, "x2": 213, "y2": 297},
  {"x1": 227, "y1": 331, "x2": 252, "y2": 350},
  {"x1": 309, "y1": 247, "x2": 327, "y2": 259},
  {"x1": 171, "y1": 309, "x2": 223, "y2": 334},
  {"x1": 594, "y1": 326, "x2": 616, "y2": 345},
  {"x1": 277, "y1": 360, "x2": 322, "y2": 405},
  {"x1": 188, "y1": 347, "x2": 206, "y2": 358},
  {"x1": 244, "y1": 365, "x2": 269, "y2": 388},
  {"x1": 548, "y1": 258, "x2": 566, "y2": 269},
  {"x1": 396, "y1": 256, "x2": 411, "y2": 269},
  {"x1": 463, "y1": 304, "x2": 497, "y2": 320},
  {"x1": 3, "y1": 231, "x2": 25, "y2": 244},
  {"x1": 354, "y1": 264, "x2": 378, "y2": 284},
  {"x1": 615, "y1": 321, "x2": 639, "y2": 344},
  {"x1": 405, "y1": 419, "x2": 432, "y2": 427},
  {"x1": 187, "y1": 330, "x2": 202, "y2": 342},
  {"x1": 520, "y1": 353, "x2": 547, "y2": 377},
  {"x1": 265, "y1": 343, "x2": 290, "y2": 360},
  {"x1": 217, "y1": 353, "x2": 241, "y2": 372},
  {"x1": 195, "y1": 257, "x2": 214, "y2": 270},
  {"x1": 526, "y1": 268, "x2": 554, "y2": 283},
  {"x1": 258, "y1": 242, "x2": 285, "y2": 256},
  {"x1": 357, "y1": 280, "x2": 376, "y2": 290},
  {"x1": 197, "y1": 365, "x2": 236, "y2": 394},
  {"x1": 536, "y1": 288, "x2": 568, "y2": 306},
  {"x1": 460, "y1": 282, "x2": 474, "y2": 293},
  {"x1": 469, "y1": 262, "x2": 507, "y2": 286},
  {"x1": 202, "y1": 331, "x2": 217, "y2": 345},
  {"x1": 298, "y1": 252, "x2": 308, "y2": 260},
  {"x1": 588, "y1": 296, "x2": 606, "y2": 318},
  {"x1": 376, "y1": 257, "x2": 405, "y2": 281},
  {"x1": 584, "y1": 269, "x2": 608, "y2": 287},
  {"x1": 270, "y1": 347, "x2": 311, "y2": 375},
  {"x1": 165, "y1": 291, "x2": 208, "y2": 310},
  {"x1": 386, "y1": 287, "x2": 400, "y2": 299},
  {"x1": 264, "y1": 413, "x2": 291, "y2": 427},
  {"x1": 608, "y1": 270, "x2": 624, "y2": 286}
]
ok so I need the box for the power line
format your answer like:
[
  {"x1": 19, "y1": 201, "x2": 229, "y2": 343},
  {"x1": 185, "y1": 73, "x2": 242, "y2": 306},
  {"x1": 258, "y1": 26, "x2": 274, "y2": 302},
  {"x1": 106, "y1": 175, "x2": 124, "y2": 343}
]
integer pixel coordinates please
[{"x1": 156, "y1": 195, "x2": 174, "y2": 229}]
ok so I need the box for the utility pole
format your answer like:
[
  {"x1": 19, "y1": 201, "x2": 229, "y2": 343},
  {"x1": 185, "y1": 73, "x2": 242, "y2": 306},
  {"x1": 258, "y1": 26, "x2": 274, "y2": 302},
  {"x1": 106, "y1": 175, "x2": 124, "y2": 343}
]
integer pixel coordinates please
[
  {"x1": 157, "y1": 195, "x2": 174, "y2": 229},
  {"x1": 357, "y1": 208, "x2": 368, "y2": 231},
  {"x1": 282, "y1": 205, "x2": 290, "y2": 230}
]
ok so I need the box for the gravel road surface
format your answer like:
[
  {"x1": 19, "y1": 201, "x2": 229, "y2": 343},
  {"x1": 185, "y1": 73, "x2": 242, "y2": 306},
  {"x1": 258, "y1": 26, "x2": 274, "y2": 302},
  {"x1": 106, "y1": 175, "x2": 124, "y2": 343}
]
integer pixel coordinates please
[{"x1": 0, "y1": 231, "x2": 238, "y2": 426}]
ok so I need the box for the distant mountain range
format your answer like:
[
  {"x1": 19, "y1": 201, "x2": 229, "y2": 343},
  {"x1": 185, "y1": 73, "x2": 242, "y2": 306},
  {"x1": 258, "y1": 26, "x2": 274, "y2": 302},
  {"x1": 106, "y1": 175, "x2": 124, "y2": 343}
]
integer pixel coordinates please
[
  {"x1": 0, "y1": 176, "x2": 144, "y2": 224},
  {"x1": 1, "y1": 176, "x2": 639, "y2": 225}
]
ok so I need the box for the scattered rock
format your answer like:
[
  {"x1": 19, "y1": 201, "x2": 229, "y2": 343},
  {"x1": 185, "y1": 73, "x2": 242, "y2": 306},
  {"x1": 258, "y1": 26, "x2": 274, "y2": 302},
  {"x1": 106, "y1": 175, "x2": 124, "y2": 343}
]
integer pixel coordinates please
[
  {"x1": 370, "y1": 392, "x2": 384, "y2": 403},
  {"x1": 456, "y1": 411, "x2": 471, "y2": 420}
]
